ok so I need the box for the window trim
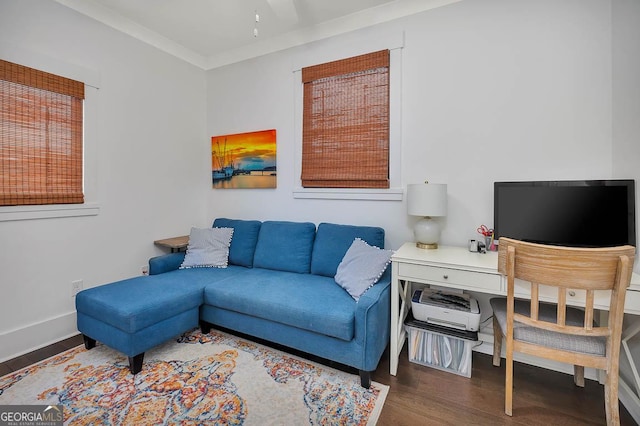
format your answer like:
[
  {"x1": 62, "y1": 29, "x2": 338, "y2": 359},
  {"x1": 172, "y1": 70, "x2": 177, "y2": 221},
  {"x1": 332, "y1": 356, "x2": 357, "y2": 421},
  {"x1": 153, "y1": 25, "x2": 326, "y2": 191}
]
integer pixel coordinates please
[
  {"x1": 292, "y1": 39, "x2": 404, "y2": 201},
  {"x1": 0, "y1": 203, "x2": 100, "y2": 222}
]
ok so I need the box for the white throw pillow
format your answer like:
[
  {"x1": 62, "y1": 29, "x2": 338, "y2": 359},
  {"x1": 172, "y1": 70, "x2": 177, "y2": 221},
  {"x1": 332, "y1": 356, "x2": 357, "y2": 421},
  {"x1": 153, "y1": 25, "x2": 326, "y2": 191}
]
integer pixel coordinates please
[
  {"x1": 334, "y1": 238, "x2": 393, "y2": 301},
  {"x1": 180, "y1": 227, "x2": 234, "y2": 269}
]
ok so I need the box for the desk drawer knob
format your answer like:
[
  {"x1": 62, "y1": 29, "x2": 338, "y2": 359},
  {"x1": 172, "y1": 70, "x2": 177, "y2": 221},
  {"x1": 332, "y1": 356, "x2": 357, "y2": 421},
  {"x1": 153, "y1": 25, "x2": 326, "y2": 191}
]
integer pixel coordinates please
[
  {"x1": 443, "y1": 275, "x2": 449, "y2": 279},
  {"x1": 569, "y1": 291, "x2": 576, "y2": 297}
]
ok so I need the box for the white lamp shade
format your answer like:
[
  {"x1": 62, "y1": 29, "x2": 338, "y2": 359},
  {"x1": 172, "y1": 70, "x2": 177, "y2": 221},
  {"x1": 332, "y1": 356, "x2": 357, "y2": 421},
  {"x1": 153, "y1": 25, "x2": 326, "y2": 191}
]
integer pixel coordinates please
[{"x1": 407, "y1": 183, "x2": 447, "y2": 217}]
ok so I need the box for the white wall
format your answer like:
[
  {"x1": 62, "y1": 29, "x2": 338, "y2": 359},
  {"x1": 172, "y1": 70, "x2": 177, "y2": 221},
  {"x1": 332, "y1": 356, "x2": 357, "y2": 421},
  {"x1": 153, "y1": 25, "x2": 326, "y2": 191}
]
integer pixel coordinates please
[
  {"x1": 206, "y1": 0, "x2": 623, "y2": 252},
  {"x1": 0, "y1": 0, "x2": 208, "y2": 361},
  {"x1": 613, "y1": 0, "x2": 640, "y2": 242}
]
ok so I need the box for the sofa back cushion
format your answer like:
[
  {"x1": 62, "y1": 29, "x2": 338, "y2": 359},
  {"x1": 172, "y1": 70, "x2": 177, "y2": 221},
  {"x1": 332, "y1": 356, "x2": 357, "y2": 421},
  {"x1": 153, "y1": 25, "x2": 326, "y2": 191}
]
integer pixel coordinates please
[
  {"x1": 253, "y1": 221, "x2": 316, "y2": 273},
  {"x1": 310, "y1": 222, "x2": 386, "y2": 277},
  {"x1": 212, "y1": 218, "x2": 262, "y2": 267}
]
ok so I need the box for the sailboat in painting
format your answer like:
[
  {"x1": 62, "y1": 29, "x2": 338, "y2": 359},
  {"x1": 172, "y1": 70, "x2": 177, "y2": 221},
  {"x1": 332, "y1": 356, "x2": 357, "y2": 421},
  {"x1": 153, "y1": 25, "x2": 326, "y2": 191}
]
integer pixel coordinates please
[{"x1": 212, "y1": 138, "x2": 234, "y2": 181}]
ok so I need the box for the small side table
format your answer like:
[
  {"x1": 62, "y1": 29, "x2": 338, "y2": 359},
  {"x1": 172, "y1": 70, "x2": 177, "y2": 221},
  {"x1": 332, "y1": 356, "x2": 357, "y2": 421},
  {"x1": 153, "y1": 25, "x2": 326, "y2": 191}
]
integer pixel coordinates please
[{"x1": 154, "y1": 235, "x2": 189, "y2": 252}]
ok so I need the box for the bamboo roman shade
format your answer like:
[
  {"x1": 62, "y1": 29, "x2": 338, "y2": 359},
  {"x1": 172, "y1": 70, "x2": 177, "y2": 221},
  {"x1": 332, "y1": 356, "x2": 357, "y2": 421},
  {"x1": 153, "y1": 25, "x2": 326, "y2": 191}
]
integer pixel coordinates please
[
  {"x1": 301, "y1": 50, "x2": 390, "y2": 188},
  {"x1": 0, "y1": 59, "x2": 84, "y2": 206}
]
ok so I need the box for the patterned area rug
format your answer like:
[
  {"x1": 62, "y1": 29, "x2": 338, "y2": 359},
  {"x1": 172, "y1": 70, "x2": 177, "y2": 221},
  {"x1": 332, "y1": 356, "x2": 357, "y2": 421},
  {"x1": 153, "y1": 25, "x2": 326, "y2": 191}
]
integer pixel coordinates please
[{"x1": 0, "y1": 329, "x2": 388, "y2": 425}]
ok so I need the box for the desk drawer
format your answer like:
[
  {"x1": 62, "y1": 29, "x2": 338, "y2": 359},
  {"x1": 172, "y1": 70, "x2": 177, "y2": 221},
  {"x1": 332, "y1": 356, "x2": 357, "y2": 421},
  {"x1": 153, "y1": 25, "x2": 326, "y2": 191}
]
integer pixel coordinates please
[
  {"x1": 398, "y1": 263, "x2": 501, "y2": 292},
  {"x1": 514, "y1": 280, "x2": 583, "y2": 306},
  {"x1": 592, "y1": 289, "x2": 640, "y2": 314},
  {"x1": 513, "y1": 280, "x2": 640, "y2": 314}
]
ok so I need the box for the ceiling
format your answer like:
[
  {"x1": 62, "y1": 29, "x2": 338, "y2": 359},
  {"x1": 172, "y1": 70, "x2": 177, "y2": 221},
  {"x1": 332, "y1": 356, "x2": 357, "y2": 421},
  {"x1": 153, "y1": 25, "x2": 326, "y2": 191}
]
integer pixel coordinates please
[{"x1": 53, "y1": 0, "x2": 460, "y2": 70}]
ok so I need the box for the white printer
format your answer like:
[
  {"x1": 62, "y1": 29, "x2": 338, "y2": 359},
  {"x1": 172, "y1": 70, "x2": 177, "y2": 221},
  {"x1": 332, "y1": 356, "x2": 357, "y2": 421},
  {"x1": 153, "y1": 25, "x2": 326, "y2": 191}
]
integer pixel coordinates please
[{"x1": 411, "y1": 288, "x2": 481, "y2": 332}]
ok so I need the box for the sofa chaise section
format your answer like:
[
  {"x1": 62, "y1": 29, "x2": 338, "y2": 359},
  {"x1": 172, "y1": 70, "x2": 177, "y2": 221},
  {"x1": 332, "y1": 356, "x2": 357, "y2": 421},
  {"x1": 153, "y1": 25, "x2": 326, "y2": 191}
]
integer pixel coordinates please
[{"x1": 75, "y1": 267, "x2": 243, "y2": 373}]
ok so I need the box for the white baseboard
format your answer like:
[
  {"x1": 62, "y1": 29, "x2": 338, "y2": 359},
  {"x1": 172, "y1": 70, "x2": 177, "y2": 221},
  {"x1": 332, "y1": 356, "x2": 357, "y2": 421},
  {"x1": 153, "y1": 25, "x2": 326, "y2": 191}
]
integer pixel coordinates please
[{"x1": 0, "y1": 311, "x2": 80, "y2": 363}]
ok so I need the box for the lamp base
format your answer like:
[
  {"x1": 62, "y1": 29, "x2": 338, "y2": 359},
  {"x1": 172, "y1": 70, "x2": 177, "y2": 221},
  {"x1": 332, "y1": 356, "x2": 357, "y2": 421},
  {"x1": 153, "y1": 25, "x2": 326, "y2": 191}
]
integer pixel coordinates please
[
  {"x1": 414, "y1": 216, "x2": 442, "y2": 250},
  {"x1": 416, "y1": 242, "x2": 438, "y2": 249}
]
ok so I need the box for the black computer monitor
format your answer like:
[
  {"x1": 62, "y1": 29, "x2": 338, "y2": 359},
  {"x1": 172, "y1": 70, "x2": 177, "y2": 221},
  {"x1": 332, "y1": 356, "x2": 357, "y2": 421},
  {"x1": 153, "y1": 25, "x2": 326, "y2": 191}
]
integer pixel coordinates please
[{"x1": 494, "y1": 179, "x2": 636, "y2": 247}]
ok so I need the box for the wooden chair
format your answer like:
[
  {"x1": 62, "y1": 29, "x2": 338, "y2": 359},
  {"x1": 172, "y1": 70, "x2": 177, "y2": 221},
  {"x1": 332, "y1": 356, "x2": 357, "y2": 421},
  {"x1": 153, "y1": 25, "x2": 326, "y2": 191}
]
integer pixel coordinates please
[{"x1": 490, "y1": 237, "x2": 635, "y2": 425}]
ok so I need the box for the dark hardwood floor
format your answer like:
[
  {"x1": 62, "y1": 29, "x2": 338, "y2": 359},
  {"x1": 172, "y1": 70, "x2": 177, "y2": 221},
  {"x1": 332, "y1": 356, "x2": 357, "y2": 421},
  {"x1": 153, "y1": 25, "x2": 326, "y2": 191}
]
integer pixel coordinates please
[
  {"x1": 1, "y1": 334, "x2": 636, "y2": 425},
  {"x1": 373, "y1": 347, "x2": 637, "y2": 426}
]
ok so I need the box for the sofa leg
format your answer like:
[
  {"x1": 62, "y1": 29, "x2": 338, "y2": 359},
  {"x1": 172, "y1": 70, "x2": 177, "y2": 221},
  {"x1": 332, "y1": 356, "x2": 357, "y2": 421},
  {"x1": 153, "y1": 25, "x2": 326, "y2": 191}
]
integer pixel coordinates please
[
  {"x1": 359, "y1": 370, "x2": 371, "y2": 388},
  {"x1": 129, "y1": 353, "x2": 144, "y2": 374},
  {"x1": 200, "y1": 321, "x2": 212, "y2": 334},
  {"x1": 82, "y1": 335, "x2": 96, "y2": 350}
]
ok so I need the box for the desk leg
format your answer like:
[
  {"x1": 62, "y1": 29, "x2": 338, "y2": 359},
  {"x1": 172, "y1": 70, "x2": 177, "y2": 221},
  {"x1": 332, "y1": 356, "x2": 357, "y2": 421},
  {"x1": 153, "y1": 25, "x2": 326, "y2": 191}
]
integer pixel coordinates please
[
  {"x1": 622, "y1": 317, "x2": 640, "y2": 397},
  {"x1": 597, "y1": 311, "x2": 640, "y2": 401},
  {"x1": 390, "y1": 267, "x2": 399, "y2": 375},
  {"x1": 390, "y1": 263, "x2": 411, "y2": 375}
]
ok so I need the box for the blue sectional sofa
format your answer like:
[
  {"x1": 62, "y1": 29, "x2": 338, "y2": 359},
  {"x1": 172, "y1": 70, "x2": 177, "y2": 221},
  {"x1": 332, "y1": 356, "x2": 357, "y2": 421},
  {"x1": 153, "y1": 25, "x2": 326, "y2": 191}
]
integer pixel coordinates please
[{"x1": 75, "y1": 219, "x2": 392, "y2": 387}]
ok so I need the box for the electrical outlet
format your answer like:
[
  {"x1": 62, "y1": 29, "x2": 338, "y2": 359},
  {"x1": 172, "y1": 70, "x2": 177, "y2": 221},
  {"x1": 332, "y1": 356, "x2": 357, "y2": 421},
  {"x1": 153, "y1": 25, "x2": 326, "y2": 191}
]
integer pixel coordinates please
[
  {"x1": 141, "y1": 265, "x2": 149, "y2": 276},
  {"x1": 71, "y1": 280, "x2": 83, "y2": 297}
]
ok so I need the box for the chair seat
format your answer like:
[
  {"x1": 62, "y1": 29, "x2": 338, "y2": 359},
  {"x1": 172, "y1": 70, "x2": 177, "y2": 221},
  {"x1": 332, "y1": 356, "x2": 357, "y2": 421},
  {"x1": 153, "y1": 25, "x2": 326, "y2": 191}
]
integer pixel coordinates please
[{"x1": 490, "y1": 297, "x2": 606, "y2": 357}]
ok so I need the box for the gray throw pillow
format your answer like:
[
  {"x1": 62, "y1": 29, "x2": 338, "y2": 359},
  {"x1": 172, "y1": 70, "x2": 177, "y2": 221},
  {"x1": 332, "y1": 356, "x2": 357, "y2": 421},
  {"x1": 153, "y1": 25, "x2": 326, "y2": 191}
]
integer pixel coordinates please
[
  {"x1": 180, "y1": 227, "x2": 234, "y2": 269},
  {"x1": 334, "y1": 238, "x2": 393, "y2": 301}
]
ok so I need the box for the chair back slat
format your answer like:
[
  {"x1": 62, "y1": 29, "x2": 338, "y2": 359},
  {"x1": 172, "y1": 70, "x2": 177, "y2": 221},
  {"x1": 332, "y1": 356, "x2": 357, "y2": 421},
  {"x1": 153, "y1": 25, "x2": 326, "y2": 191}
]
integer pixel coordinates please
[
  {"x1": 530, "y1": 283, "x2": 539, "y2": 320},
  {"x1": 557, "y1": 288, "x2": 567, "y2": 327},
  {"x1": 585, "y1": 290, "x2": 595, "y2": 331}
]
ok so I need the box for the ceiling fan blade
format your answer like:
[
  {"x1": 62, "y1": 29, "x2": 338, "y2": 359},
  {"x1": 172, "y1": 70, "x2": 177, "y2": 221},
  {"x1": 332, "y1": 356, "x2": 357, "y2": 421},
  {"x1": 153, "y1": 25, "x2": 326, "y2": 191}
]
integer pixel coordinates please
[{"x1": 266, "y1": 0, "x2": 298, "y2": 22}]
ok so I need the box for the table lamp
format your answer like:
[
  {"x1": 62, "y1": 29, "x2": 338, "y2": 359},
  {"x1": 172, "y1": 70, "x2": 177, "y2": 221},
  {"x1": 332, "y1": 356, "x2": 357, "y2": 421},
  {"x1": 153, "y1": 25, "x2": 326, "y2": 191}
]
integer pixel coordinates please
[{"x1": 407, "y1": 182, "x2": 447, "y2": 249}]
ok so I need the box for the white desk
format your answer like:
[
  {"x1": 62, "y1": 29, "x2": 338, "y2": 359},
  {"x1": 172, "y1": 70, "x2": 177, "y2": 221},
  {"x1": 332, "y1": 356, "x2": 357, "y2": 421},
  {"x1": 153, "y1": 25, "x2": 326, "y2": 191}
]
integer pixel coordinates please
[{"x1": 389, "y1": 243, "x2": 640, "y2": 376}]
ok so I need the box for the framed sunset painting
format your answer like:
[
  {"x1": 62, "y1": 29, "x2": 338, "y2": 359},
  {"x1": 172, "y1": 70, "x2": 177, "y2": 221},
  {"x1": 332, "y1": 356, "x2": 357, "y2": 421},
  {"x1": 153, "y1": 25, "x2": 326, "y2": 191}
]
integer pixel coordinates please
[{"x1": 211, "y1": 129, "x2": 277, "y2": 189}]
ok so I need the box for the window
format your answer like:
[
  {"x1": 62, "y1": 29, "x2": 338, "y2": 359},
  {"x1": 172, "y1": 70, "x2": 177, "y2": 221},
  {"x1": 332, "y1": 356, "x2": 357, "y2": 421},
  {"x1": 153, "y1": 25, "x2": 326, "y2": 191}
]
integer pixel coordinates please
[
  {"x1": 301, "y1": 50, "x2": 389, "y2": 189},
  {"x1": 0, "y1": 59, "x2": 84, "y2": 206}
]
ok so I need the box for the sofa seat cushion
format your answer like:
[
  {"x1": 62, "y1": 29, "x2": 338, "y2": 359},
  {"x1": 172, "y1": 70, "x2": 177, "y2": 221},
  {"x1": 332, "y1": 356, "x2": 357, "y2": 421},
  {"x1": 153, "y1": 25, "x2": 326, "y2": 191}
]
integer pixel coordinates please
[
  {"x1": 76, "y1": 267, "x2": 243, "y2": 334},
  {"x1": 202, "y1": 268, "x2": 356, "y2": 341}
]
